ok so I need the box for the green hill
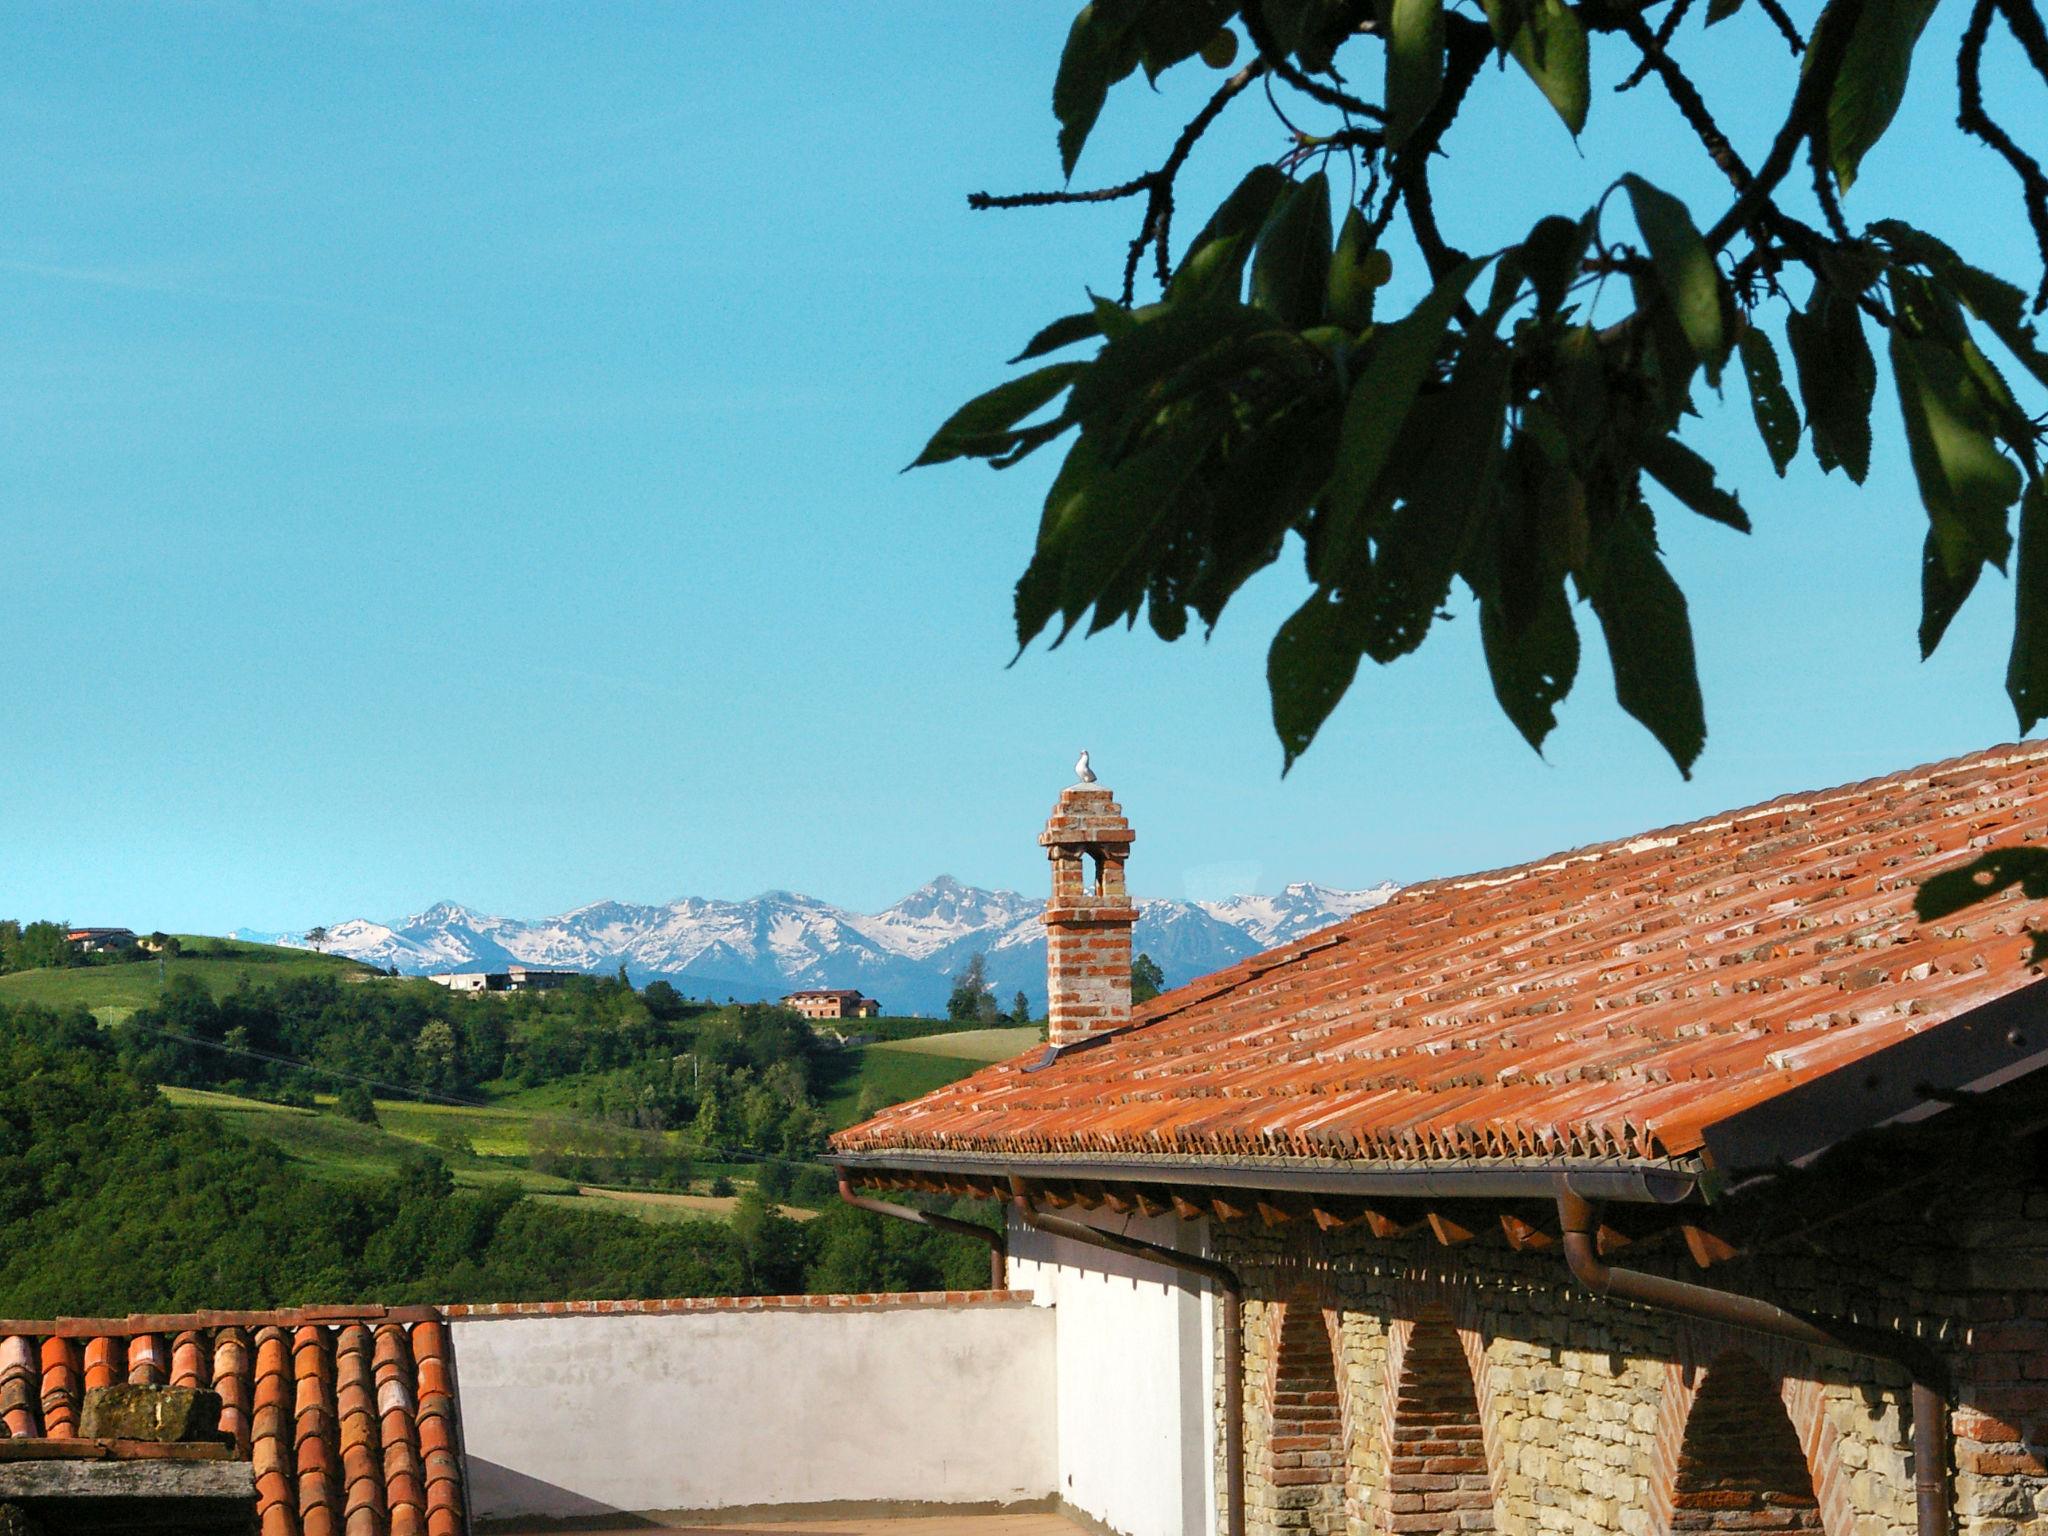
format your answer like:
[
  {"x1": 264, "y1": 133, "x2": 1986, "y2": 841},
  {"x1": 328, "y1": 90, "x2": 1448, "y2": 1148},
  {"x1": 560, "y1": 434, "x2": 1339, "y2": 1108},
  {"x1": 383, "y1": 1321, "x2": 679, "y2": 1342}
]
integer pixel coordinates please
[
  {"x1": 817, "y1": 1027, "x2": 1036, "y2": 1129},
  {"x1": 0, "y1": 936, "x2": 380, "y2": 1025}
]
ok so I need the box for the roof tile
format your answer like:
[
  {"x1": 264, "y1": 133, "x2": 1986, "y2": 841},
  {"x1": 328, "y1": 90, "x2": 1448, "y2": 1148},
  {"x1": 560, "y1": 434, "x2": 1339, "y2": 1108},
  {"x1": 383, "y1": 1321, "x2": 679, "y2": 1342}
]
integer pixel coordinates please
[{"x1": 0, "y1": 1310, "x2": 467, "y2": 1536}]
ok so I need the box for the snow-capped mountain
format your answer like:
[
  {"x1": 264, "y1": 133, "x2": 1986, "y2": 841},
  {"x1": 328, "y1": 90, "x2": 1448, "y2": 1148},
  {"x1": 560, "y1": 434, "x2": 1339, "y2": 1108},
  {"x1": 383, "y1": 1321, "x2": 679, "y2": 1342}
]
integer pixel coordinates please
[
  {"x1": 234, "y1": 878, "x2": 1398, "y2": 1015},
  {"x1": 1198, "y1": 881, "x2": 1401, "y2": 947}
]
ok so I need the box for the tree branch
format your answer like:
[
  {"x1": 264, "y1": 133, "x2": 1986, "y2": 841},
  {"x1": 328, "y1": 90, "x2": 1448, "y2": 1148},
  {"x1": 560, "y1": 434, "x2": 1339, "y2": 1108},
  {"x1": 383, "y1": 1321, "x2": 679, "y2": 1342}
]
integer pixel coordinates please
[
  {"x1": 1704, "y1": 0, "x2": 1868, "y2": 250},
  {"x1": 1990, "y1": 0, "x2": 2048, "y2": 83},
  {"x1": 1960, "y1": 0, "x2": 2048, "y2": 306},
  {"x1": 1753, "y1": 0, "x2": 1809, "y2": 54},
  {"x1": 1617, "y1": 0, "x2": 1699, "y2": 93},
  {"x1": 1613, "y1": 7, "x2": 1754, "y2": 193},
  {"x1": 1241, "y1": 2, "x2": 1390, "y2": 123},
  {"x1": 1372, "y1": 15, "x2": 1493, "y2": 281}
]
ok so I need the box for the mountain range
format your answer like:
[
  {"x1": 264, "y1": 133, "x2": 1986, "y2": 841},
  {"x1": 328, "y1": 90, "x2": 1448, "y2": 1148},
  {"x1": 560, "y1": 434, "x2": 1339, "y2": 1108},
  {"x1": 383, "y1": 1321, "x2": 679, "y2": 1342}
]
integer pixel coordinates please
[{"x1": 232, "y1": 878, "x2": 1399, "y2": 1015}]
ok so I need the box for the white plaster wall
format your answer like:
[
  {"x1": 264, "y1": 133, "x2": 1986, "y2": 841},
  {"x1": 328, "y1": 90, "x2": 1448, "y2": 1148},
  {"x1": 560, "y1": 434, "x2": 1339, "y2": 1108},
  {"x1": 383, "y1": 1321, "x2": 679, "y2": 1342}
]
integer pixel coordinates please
[
  {"x1": 1008, "y1": 1211, "x2": 1219, "y2": 1536},
  {"x1": 452, "y1": 1302, "x2": 1056, "y2": 1523}
]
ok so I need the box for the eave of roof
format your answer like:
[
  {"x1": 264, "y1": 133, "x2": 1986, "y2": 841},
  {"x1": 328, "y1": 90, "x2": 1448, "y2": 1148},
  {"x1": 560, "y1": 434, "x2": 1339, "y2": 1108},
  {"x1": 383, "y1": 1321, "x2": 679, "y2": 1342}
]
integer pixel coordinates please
[{"x1": 831, "y1": 1146, "x2": 1703, "y2": 1204}]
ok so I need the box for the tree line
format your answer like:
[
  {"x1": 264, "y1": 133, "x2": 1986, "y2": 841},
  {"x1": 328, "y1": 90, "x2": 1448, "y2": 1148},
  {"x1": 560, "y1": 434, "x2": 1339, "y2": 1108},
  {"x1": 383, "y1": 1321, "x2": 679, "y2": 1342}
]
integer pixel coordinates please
[{"x1": 0, "y1": 998, "x2": 990, "y2": 1315}]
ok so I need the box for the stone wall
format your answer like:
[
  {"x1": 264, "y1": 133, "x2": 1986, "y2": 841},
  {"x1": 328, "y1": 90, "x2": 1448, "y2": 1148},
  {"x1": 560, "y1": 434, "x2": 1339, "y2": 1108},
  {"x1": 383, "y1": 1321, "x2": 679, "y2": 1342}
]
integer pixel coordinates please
[{"x1": 1209, "y1": 1158, "x2": 2048, "y2": 1536}]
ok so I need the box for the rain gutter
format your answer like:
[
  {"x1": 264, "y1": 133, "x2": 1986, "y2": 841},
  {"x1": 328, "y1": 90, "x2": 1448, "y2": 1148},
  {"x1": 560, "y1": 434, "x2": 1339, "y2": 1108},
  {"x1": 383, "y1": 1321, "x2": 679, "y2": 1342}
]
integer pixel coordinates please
[
  {"x1": 832, "y1": 1148, "x2": 1701, "y2": 1204},
  {"x1": 1005, "y1": 1176, "x2": 1245, "y2": 1536},
  {"x1": 834, "y1": 1173, "x2": 1007, "y2": 1290},
  {"x1": 1555, "y1": 1181, "x2": 1950, "y2": 1536}
]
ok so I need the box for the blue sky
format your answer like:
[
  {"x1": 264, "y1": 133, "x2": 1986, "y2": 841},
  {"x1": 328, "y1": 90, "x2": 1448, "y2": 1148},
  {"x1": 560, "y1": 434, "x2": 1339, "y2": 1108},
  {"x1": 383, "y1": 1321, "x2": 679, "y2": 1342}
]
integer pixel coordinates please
[{"x1": 3, "y1": 2, "x2": 2043, "y2": 932}]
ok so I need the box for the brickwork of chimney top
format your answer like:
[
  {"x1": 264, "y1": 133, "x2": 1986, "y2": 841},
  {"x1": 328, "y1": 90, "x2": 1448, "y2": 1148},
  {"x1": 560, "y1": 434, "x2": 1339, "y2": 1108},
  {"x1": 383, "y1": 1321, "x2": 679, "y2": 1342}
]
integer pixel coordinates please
[{"x1": 1039, "y1": 775, "x2": 1138, "y2": 1050}]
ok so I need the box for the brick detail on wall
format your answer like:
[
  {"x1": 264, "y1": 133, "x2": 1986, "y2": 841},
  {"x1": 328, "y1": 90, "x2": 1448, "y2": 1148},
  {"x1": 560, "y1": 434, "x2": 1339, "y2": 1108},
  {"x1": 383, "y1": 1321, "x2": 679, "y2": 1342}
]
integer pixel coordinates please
[
  {"x1": 1374, "y1": 1312, "x2": 1495, "y2": 1535},
  {"x1": 1665, "y1": 1352, "x2": 1827, "y2": 1534},
  {"x1": 1261, "y1": 1300, "x2": 1347, "y2": 1535}
]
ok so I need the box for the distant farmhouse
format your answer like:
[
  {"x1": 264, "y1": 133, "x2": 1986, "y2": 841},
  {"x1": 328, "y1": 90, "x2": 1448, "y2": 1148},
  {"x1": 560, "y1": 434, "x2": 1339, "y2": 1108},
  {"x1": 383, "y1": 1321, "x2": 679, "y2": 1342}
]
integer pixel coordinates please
[
  {"x1": 782, "y1": 987, "x2": 881, "y2": 1020},
  {"x1": 64, "y1": 926, "x2": 137, "y2": 954},
  {"x1": 427, "y1": 964, "x2": 580, "y2": 994}
]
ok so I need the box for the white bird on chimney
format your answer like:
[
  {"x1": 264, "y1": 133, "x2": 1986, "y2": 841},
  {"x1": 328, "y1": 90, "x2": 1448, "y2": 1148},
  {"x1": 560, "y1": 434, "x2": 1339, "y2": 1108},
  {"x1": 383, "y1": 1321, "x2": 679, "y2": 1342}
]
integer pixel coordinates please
[{"x1": 1075, "y1": 749, "x2": 1096, "y2": 784}]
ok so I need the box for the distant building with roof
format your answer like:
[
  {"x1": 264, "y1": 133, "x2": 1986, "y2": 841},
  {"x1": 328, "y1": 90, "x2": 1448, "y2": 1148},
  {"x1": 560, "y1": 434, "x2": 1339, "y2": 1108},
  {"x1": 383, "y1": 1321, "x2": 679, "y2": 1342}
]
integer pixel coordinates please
[
  {"x1": 64, "y1": 927, "x2": 137, "y2": 954},
  {"x1": 426, "y1": 965, "x2": 580, "y2": 994},
  {"x1": 783, "y1": 987, "x2": 881, "y2": 1020}
]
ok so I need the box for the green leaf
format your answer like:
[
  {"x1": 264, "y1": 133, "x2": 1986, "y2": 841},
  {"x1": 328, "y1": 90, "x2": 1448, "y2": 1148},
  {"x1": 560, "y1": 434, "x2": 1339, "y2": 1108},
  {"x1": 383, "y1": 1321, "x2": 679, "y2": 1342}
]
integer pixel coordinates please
[
  {"x1": 1478, "y1": 571, "x2": 1580, "y2": 754},
  {"x1": 1624, "y1": 175, "x2": 1727, "y2": 384},
  {"x1": 1065, "y1": 302, "x2": 1273, "y2": 437},
  {"x1": 1188, "y1": 399, "x2": 1341, "y2": 629},
  {"x1": 1736, "y1": 324, "x2": 1800, "y2": 476},
  {"x1": 1641, "y1": 435, "x2": 1751, "y2": 532},
  {"x1": 1705, "y1": 0, "x2": 1743, "y2": 24},
  {"x1": 2008, "y1": 479, "x2": 2048, "y2": 729},
  {"x1": 911, "y1": 363, "x2": 1084, "y2": 469},
  {"x1": 1170, "y1": 166, "x2": 1293, "y2": 305},
  {"x1": 1132, "y1": 0, "x2": 1237, "y2": 79},
  {"x1": 1518, "y1": 214, "x2": 1589, "y2": 317},
  {"x1": 1250, "y1": 173, "x2": 1334, "y2": 328},
  {"x1": 1917, "y1": 528, "x2": 1983, "y2": 658},
  {"x1": 1914, "y1": 845, "x2": 2048, "y2": 921},
  {"x1": 1011, "y1": 311, "x2": 1103, "y2": 364},
  {"x1": 1872, "y1": 220, "x2": 2048, "y2": 390},
  {"x1": 1387, "y1": 0, "x2": 1446, "y2": 150},
  {"x1": 1326, "y1": 208, "x2": 1388, "y2": 332},
  {"x1": 1257, "y1": 0, "x2": 1356, "y2": 72},
  {"x1": 1480, "y1": 0, "x2": 1590, "y2": 135},
  {"x1": 1269, "y1": 588, "x2": 1365, "y2": 772},
  {"x1": 1463, "y1": 454, "x2": 1580, "y2": 754},
  {"x1": 1785, "y1": 287, "x2": 1875, "y2": 482},
  {"x1": 1026, "y1": 414, "x2": 1215, "y2": 643},
  {"x1": 1017, "y1": 435, "x2": 1106, "y2": 647},
  {"x1": 1890, "y1": 328, "x2": 2021, "y2": 584},
  {"x1": 1822, "y1": 0, "x2": 1939, "y2": 191},
  {"x1": 1053, "y1": 1, "x2": 1144, "y2": 179},
  {"x1": 1357, "y1": 341, "x2": 1511, "y2": 662},
  {"x1": 1324, "y1": 256, "x2": 1491, "y2": 527},
  {"x1": 1579, "y1": 501, "x2": 1707, "y2": 775}
]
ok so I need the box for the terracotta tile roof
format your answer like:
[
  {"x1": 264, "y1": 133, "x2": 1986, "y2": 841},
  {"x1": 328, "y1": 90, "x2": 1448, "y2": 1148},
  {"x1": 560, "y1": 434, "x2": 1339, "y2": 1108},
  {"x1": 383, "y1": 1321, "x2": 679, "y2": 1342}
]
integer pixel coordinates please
[
  {"x1": 0, "y1": 1307, "x2": 464, "y2": 1536},
  {"x1": 832, "y1": 741, "x2": 2048, "y2": 1174}
]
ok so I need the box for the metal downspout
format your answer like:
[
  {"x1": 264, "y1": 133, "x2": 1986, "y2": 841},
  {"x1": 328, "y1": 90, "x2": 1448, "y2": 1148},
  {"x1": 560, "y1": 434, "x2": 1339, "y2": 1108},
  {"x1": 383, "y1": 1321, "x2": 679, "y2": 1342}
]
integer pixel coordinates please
[
  {"x1": 835, "y1": 1173, "x2": 1008, "y2": 1290},
  {"x1": 1555, "y1": 1184, "x2": 1950, "y2": 1536},
  {"x1": 1007, "y1": 1176, "x2": 1247, "y2": 1536}
]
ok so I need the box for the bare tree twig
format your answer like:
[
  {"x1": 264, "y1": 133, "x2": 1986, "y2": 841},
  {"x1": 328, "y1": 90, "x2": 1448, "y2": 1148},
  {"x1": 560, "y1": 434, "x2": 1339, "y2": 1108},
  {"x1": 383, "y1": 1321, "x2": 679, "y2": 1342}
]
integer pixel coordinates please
[
  {"x1": 1613, "y1": 7, "x2": 1754, "y2": 193},
  {"x1": 1961, "y1": 0, "x2": 2048, "y2": 306},
  {"x1": 1753, "y1": 0, "x2": 1808, "y2": 54},
  {"x1": 1241, "y1": 2, "x2": 1390, "y2": 123},
  {"x1": 967, "y1": 60, "x2": 1267, "y2": 305},
  {"x1": 1991, "y1": 0, "x2": 2048, "y2": 82},
  {"x1": 1809, "y1": 121, "x2": 1852, "y2": 242},
  {"x1": 1145, "y1": 60, "x2": 1268, "y2": 294},
  {"x1": 1705, "y1": 0, "x2": 1868, "y2": 249},
  {"x1": 1618, "y1": 0, "x2": 1700, "y2": 93},
  {"x1": 969, "y1": 179, "x2": 1152, "y2": 211}
]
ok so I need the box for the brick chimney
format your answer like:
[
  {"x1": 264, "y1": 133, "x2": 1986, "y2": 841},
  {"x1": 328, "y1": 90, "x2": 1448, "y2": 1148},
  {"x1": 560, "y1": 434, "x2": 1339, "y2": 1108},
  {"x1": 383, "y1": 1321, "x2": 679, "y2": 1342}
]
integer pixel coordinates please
[{"x1": 1039, "y1": 768, "x2": 1138, "y2": 1049}]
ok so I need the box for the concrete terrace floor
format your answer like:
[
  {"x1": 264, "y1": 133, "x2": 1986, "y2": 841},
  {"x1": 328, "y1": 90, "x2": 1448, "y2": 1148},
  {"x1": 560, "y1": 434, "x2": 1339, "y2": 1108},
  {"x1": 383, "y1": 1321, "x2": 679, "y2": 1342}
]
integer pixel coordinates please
[{"x1": 488, "y1": 1514, "x2": 1089, "y2": 1536}]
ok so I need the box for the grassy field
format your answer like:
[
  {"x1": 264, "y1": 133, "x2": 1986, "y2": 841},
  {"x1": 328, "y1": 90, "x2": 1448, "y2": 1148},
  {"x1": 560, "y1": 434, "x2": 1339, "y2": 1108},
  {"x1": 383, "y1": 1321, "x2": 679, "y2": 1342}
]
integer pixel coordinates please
[
  {"x1": 160, "y1": 1085, "x2": 814, "y2": 1225},
  {"x1": 0, "y1": 938, "x2": 382, "y2": 1025},
  {"x1": 161, "y1": 1085, "x2": 575, "y2": 1192},
  {"x1": 872, "y1": 1025, "x2": 1039, "y2": 1061},
  {"x1": 817, "y1": 1026, "x2": 1035, "y2": 1129}
]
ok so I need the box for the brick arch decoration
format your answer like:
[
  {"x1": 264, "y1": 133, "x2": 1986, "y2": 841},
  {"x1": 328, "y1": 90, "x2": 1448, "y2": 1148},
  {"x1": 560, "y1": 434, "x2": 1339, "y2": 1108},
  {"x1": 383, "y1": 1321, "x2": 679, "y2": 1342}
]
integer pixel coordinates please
[
  {"x1": 1375, "y1": 1281, "x2": 1508, "y2": 1519},
  {"x1": 1371, "y1": 1305, "x2": 1496, "y2": 1535},
  {"x1": 1259, "y1": 1296, "x2": 1349, "y2": 1535},
  {"x1": 1644, "y1": 1331, "x2": 1857, "y2": 1536}
]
